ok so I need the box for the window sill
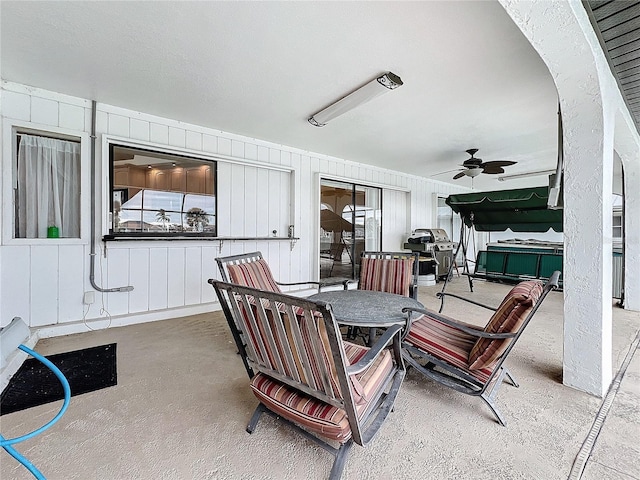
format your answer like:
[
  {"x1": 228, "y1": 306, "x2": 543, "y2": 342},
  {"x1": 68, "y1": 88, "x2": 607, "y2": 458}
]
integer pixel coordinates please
[
  {"x1": 102, "y1": 235, "x2": 300, "y2": 251},
  {"x1": 3, "y1": 237, "x2": 88, "y2": 246},
  {"x1": 103, "y1": 235, "x2": 299, "y2": 242}
]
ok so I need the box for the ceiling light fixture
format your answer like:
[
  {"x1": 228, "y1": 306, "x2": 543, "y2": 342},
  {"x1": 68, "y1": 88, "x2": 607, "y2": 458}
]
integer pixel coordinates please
[
  {"x1": 497, "y1": 169, "x2": 556, "y2": 181},
  {"x1": 464, "y1": 168, "x2": 482, "y2": 178},
  {"x1": 308, "y1": 72, "x2": 403, "y2": 127}
]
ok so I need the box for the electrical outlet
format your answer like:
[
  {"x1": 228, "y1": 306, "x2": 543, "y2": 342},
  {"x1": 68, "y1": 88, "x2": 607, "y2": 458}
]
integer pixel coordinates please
[{"x1": 83, "y1": 291, "x2": 95, "y2": 305}]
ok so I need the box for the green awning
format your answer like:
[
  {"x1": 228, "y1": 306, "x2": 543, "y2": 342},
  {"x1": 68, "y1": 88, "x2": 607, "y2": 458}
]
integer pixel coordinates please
[{"x1": 446, "y1": 187, "x2": 563, "y2": 232}]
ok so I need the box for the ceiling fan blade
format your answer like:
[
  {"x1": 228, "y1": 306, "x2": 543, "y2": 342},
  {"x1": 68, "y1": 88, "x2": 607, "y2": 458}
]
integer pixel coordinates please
[
  {"x1": 430, "y1": 168, "x2": 462, "y2": 177},
  {"x1": 453, "y1": 171, "x2": 466, "y2": 180},
  {"x1": 482, "y1": 166, "x2": 505, "y2": 174},
  {"x1": 482, "y1": 160, "x2": 517, "y2": 168}
]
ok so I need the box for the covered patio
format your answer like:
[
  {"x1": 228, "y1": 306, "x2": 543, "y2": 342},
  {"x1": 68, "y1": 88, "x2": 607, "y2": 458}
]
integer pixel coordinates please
[
  {"x1": 1, "y1": 1, "x2": 640, "y2": 478},
  {"x1": 1, "y1": 279, "x2": 637, "y2": 479}
]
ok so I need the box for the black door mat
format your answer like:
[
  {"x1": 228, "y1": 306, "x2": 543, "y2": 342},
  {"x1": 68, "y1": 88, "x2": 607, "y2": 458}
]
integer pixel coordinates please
[{"x1": 1, "y1": 343, "x2": 117, "y2": 415}]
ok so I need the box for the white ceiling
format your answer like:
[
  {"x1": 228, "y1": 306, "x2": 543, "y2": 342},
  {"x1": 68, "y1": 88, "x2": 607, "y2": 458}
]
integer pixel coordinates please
[{"x1": 1, "y1": 1, "x2": 564, "y2": 190}]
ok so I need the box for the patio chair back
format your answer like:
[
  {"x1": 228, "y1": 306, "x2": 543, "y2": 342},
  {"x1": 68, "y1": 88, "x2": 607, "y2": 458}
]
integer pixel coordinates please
[
  {"x1": 215, "y1": 251, "x2": 282, "y2": 292},
  {"x1": 210, "y1": 279, "x2": 406, "y2": 479},
  {"x1": 216, "y1": 251, "x2": 345, "y2": 294},
  {"x1": 359, "y1": 251, "x2": 419, "y2": 299}
]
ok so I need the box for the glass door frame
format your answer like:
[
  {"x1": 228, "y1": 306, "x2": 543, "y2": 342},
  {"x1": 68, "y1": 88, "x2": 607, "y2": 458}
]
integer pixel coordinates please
[{"x1": 319, "y1": 178, "x2": 382, "y2": 280}]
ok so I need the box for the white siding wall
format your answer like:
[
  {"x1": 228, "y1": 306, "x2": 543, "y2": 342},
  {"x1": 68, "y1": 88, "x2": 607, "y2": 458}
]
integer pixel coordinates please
[
  {"x1": 382, "y1": 189, "x2": 410, "y2": 251},
  {"x1": 0, "y1": 81, "x2": 469, "y2": 333}
]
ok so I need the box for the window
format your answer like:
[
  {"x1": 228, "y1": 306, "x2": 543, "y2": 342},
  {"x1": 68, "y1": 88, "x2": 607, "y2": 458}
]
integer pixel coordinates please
[
  {"x1": 613, "y1": 213, "x2": 622, "y2": 239},
  {"x1": 109, "y1": 144, "x2": 217, "y2": 237},
  {"x1": 14, "y1": 132, "x2": 81, "y2": 238},
  {"x1": 436, "y1": 196, "x2": 453, "y2": 239},
  {"x1": 612, "y1": 194, "x2": 623, "y2": 240}
]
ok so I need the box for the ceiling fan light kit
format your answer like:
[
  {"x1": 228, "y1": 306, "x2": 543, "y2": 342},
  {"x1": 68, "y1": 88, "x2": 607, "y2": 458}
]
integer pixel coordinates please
[{"x1": 308, "y1": 72, "x2": 403, "y2": 127}]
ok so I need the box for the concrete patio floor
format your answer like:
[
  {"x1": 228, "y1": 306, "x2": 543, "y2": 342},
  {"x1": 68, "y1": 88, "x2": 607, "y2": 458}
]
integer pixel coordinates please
[{"x1": 1, "y1": 277, "x2": 638, "y2": 479}]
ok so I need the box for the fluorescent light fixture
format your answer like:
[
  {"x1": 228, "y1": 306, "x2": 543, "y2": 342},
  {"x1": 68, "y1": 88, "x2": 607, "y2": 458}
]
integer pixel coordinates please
[
  {"x1": 308, "y1": 72, "x2": 403, "y2": 127},
  {"x1": 498, "y1": 169, "x2": 556, "y2": 181}
]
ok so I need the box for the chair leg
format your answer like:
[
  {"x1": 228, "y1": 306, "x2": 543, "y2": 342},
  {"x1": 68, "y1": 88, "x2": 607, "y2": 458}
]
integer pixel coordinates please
[
  {"x1": 477, "y1": 367, "x2": 515, "y2": 426},
  {"x1": 329, "y1": 440, "x2": 353, "y2": 480},
  {"x1": 246, "y1": 403, "x2": 267, "y2": 434},
  {"x1": 251, "y1": 405, "x2": 355, "y2": 479},
  {"x1": 502, "y1": 367, "x2": 519, "y2": 387},
  {"x1": 479, "y1": 393, "x2": 507, "y2": 427},
  {"x1": 345, "y1": 326, "x2": 357, "y2": 341}
]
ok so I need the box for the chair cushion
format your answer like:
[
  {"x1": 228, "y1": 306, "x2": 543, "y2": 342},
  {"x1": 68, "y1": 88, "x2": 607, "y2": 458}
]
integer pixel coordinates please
[
  {"x1": 249, "y1": 341, "x2": 394, "y2": 443},
  {"x1": 359, "y1": 257, "x2": 415, "y2": 297},
  {"x1": 468, "y1": 280, "x2": 544, "y2": 370},
  {"x1": 227, "y1": 258, "x2": 281, "y2": 292},
  {"x1": 404, "y1": 313, "x2": 493, "y2": 383}
]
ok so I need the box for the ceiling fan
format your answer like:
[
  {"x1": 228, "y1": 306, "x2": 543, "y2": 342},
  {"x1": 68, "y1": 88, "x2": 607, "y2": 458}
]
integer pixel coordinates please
[{"x1": 452, "y1": 149, "x2": 517, "y2": 180}]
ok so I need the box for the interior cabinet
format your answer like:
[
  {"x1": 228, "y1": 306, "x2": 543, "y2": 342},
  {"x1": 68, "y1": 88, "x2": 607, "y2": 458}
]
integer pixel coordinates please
[
  {"x1": 114, "y1": 166, "x2": 147, "y2": 189},
  {"x1": 147, "y1": 170, "x2": 168, "y2": 190},
  {"x1": 186, "y1": 168, "x2": 204, "y2": 194},
  {"x1": 113, "y1": 167, "x2": 129, "y2": 187},
  {"x1": 114, "y1": 164, "x2": 213, "y2": 195},
  {"x1": 171, "y1": 168, "x2": 186, "y2": 191}
]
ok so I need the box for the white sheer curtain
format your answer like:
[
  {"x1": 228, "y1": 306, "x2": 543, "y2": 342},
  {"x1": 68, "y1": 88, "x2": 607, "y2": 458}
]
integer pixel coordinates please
[{"x1": 17, "y1": 134, "x2": 81, "y2": 238}]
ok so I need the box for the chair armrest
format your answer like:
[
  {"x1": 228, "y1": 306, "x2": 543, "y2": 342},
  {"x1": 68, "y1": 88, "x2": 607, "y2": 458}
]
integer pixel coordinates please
[
  {"x1": 435, "y1": 292, "x2": 497, "y2": 311},
  {"x1": 346, "y1": 324, "x2": 403, "y2": 375},
  {"x1": 401, "y1": 307, "x2": 517, "y2": 340},
  {"x1": 276, "y1": 279, "x2": 350, "y2": 292},
  {"x1": 342, "y1": 279, "x2": 357, "y2": 290},
  {"x1": 276, "y1": 280, "x2": 321, "y2": 287},
  {"x1": 319, "y1": 279, "x2": 353, "y2": 291},
  {"x1": 547, "y1": 270, "x2": 561, "y2": 289},
  {"x1": 409, "y1": 285, "x2": 418, "y2": 300}
]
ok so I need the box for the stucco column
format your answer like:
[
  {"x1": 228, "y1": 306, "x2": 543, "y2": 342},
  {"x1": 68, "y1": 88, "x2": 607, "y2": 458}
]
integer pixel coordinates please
[
  {"x1": 562, "y1": 100, "x2": 614, "y2": 396},
  {"x1": 500, "y1": 0, "x2": 616, "y2": 396},
  {"x1": 620, "y1": 150, "x2": 640, "y2": 311}
]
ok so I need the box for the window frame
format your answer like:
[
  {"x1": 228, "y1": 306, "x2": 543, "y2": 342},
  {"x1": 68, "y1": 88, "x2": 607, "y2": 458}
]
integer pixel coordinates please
[
  {"x1": 434, "y1": 194, "x2": 461, "y2": 243},
  {"x1": 106, "y1": 141, "x2": 218, "y2": 239},
  {"x1": 319, "y1": 177, "x2": 383, "y2": 280},
  {"x1": 612, "y1": 211, "x2": 623, "y2": 240},
  {"x1": 2, "y1": 120, "x2": 90, "y2": 246}
]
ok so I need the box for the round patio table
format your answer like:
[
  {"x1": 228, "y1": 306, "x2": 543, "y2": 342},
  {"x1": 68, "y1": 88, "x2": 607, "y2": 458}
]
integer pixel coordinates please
[{"x1": 308, "y1": 289, "x2": 423, "y2": 345}]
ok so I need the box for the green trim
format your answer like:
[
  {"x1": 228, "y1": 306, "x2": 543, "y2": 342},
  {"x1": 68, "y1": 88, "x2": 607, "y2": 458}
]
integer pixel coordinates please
[{"x1": 446, "y1": 187, "x2": 563, "y2": 232}]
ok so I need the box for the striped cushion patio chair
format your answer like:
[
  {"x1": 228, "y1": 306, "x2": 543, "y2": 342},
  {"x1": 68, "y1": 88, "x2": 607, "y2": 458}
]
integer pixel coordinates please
[
  {"x1": 344, "y1": 251, "x2": 419, "y2": 344},
  {"x1": 357, "y1": 251, "x2": 419, "y2": 299},
  {"x1": 401, "y1": 271, "x2": 560, "y2": 426},
  {"x1": 209, "y1": 279, "x2": 406, "y2": 480},
  {"x1": 216, "y1": 251, "x2": 344, "y2": 294}
]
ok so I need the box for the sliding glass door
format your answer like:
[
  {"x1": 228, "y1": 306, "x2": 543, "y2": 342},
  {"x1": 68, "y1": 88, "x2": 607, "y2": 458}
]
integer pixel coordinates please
[{"x1": 320, "y1": 179, "x2": 381, "y2": 280}]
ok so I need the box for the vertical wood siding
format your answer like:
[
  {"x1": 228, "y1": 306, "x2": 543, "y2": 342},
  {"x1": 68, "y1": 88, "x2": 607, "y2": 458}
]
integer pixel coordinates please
[
  {"x1": 0, "y1": 83, "x2": 469, "y2": 329},
  {"x1": 382, "y1": 190, "x2": 410, "y2": 251}
]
